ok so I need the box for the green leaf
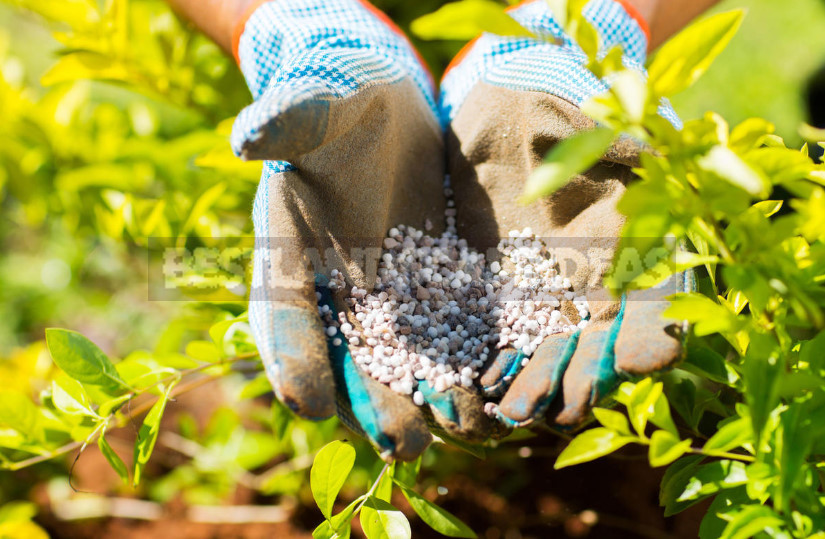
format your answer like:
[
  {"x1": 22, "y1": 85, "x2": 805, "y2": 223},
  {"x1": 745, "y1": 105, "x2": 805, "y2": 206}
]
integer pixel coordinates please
[
  {"x1": 648, "y1": 10, "x2": 745, "y2": 97},
  {"x1": 51, "y1": 378, "x2": 98, "y2": 417},
  {"x1": 554, "y1": 428, "x2": 634, "y2": 469},
  {"x1": 649, "y1": 392, "x2": 680, "y2": 438},
  {"x1": 729, "y1": 118, "x2": 775, "y2": 152},
  {"x1": 333, "y1": 497, "x2": 365, "y2": 528},
  {"x1": 592, "y1": 408, "x2": 632, "y2": 436},
  {"x1": 698, "y1": 487, "x2": 750, "y2": 539},
  {"x1": 271, "y1": 398, "x2": 293, "y2": 441},
  {"x1": 400, "y1": 485, "x2": 476, "y2": 538},
  {"x1": 799, "y1": 123, "x2": 825, "y2": 143},
  {"x1": 313, "y1": 521, "x2": 337, "y2": 539},
  {"x1": 0, "y1": 501, "x2": 37, "y2": 523},
  {"x1": 311, "y1": 441, "x2": 357, "y2": 520},
  {"x1": 648, "y1": 430, "x2": 692, "y2": 467},
  {"x1": 697, "y1": 146, "x2": 770, "y2": 198},
  {"x1": 545, "y1": 0, "x2": 569, "y2": 28},
  {"x1": 375, "y1": 470, "x2": 393, "y2": 503},
  {"x1": 181, "y1": 183, "x2": 226, "y2": 235},
  {"x1": 521, "y1": 127, "x2": 615, "y2": 203},
  {"x1": 391, "y1": 457, "x2": 421, "y2": 488},
  {"x1": 98, "y1": 434, "x2": 129, "y2": 482},
  {"x1": 746, "y1": 147, "x2": 815, "y2": 186},
  {"x1": 610, "y1": 69, "x2": 648, "y2": 123},
  {"x1": 704, "y1": 417, "x2": 752, "y2": 453},
  {"x1": 678, "y1": 460, "x2": 749, "y2": 503},
  {"x1": 626, "y1": 378, "x2": 662, "y2": 436},
  {"x1": 799, "y1": 330, "x2": 825, "y2": 374},
  {"x1": 209, "y1": 314, "x2": 248, "y2": 354},
  {"x1": 743, "y1": 333, "x2": 782, "y2": 445},
  {"x1": 570, "y1": 16, "x2": 600, "y2": 63},
  {"x1": 775, "y1": 404, "x2": 815, "y2": 513},
  {"x1": 239, "y1": 374, "x2": 273, "y2": 400},
  {"x1": 618, "y1": 251, "x2": 719, "y2": 291},
  {"x1": 41, "y1": 52, "x2": 132, "y2": 86},
  {"x1": 664, "y1": 294, "x2": 743, "y2": 337},
  {"x1": 681, "y1": 346, "x2": 738, "y2": 385},
  {"x1": 359, "y1": 497, "x2": 411, "y2": 539},
  {"x1": 751, "y1": 200, "x2": 783, "y2": 218},
  {"x1": 184, "y1": 340, "x2": 221, "y2": 363},
  {"x1": 98, "y1": 393, "x2": 134, "y2": 417},
  {"x1": 314, "y1": 517, "x2": 353, "y2": 539},
  {"x1": 662, "y1": 459, "x2": 749, "y2": 517},
  {"x1": 410, "y1": 0, "x2": 535, "y2": 41},
  {"x1": 132, "y1": 381, "x2": 176, "y2": 487},
  {"x1": 324, "y1": 496, "x2": 365, "y2": 539},
  {"x1": 16, "y1": 0, "x2": 100, "y2": 27},
  {"x1": 0, "y1": 391, "x2": 39, "y2": 434},
  {"x1": 719, "y1": 505, "x2": 784, "y2": 539},
  {"x1": 45, "y1": 329, "x2": 128, "y2": 392},
  {"x1": 660, "y1": 455, "x2": 704, "y2": 516}
]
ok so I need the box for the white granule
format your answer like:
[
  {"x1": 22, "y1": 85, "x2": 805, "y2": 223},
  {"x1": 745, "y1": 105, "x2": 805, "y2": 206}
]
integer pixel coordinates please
[{"x1": 320, "y1": 183, "x2": 589, "y2": 396}]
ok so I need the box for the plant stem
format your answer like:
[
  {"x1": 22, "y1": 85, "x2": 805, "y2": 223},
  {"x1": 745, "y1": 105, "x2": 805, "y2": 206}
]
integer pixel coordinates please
[
  {"x1": 353, "y1": 462, "x2": 391, "y2": 515},
  {"x1": 2, "y1": 352, "x2": 259, "y2": 471},
  {"x1": 689, "y1": 448, "x2": 755, "y2": 463}
]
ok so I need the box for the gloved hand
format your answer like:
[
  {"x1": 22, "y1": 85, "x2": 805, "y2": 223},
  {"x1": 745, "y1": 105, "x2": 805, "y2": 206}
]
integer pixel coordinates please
[
  {"x1": 440, "y1": 0, "x2": 690, "y2": 429},
  {"x1": 235, "y1": 0, "x2": 493, "y2": 460}
]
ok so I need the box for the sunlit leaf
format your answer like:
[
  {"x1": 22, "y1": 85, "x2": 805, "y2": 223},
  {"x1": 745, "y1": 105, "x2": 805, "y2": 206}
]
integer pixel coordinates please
[
  {"x1": 184, "y1": 340, "x2": 221, "y2": 363},
  {"x1": 98, "y1": 433, "x2": 129, "y2": 482},
  {"x1": 391, "y1": 457, "x2": 421, "y2": 489},
  {"x1": 521, "y1": 127, "x2": 615, "y2": 203},
  {"x1": 133, "y1": 381, "x2": 177, "y2": 486},
  {"x1": 311, "y1": 441, "x2": 356, "y2": 520},
  {"x1": 46, "y1": 329, "x2": 128, "y2": 392},
  {"x1": 697, "y1": 146, "x2": 770, "y2": 198},
  {"x1": 704, "y1": 417, "x2": 752, "y2": 453},
  {"x1": 411, "y1": 0, "x2": 535, "y2": 41},
  {"x1": 592, "y1": 407, "x2": 632, "y2": 436},
  {"x1": 41, "y1": 52, "x2": 132, "y2": 86},
  {"x1": 648, "y1": 430, "x2": 692, "y2": 467},
  {"x1": 718, "y1": 505, "x2": 783, "y2": 539},
  {"x1": 555, "y1": 428, "x2": 634, "y2": 469},
  {"x1": 0, "y1": 391, "x2": 39, "y2": 434},
  {"x1": 359, "y1": 497, "x2": 410, "y2": 539},
  {"x1": 648, "y1": 10, "x2": 745, "y2": 97},
  {"x1": 51, "y1": 378, "x2": 98, "y2": 417},
  {"x1": 400, "y1": 486, "x2": 476, "y2": 538}
]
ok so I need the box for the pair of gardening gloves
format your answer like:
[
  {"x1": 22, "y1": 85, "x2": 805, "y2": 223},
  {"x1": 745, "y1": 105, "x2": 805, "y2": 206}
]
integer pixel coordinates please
[{"x1": 236, "y1": 0, "x2": 689, "y2": 461}]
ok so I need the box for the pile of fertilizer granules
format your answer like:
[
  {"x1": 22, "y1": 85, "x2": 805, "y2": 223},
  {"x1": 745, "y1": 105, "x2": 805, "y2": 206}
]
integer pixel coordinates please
[{"x1": 319, "y1": 185, "x2": 589, "y2": 406}]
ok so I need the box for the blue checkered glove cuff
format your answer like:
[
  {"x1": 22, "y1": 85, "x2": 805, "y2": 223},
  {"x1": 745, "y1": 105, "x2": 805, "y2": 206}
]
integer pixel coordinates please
[
  {"x1": 234, "y1": 0, "x2": 436, "y2": 109},
  {"x1": 439, "y1": 0, "x2": 680, "y2": 127}
]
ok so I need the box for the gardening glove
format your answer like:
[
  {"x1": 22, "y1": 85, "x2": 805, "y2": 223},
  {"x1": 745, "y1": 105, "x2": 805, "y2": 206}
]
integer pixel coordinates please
[
  {"x1": 440, "y1": 0, "x2": 690, "y2": 429},
  {"x1": 236, "y1": 0, "x2": 492, "y2": 460}
]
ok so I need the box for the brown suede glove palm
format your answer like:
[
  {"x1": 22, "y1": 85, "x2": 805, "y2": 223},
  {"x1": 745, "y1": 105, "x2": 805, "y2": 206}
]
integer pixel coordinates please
[{"x1": 447, "y1": 85, "x2": 688, "y2": 429}]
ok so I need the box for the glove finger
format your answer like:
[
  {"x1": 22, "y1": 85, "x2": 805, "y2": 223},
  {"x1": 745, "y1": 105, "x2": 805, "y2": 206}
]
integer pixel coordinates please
[
  {"x1": 614, "y1": 271, "x2": 692, "y2": 376},
  {"x1": 549, "y1": 299, "x2": 625, "y2": 428},
  {"x1": 495, "y1": 332, "x2": 579, "y2": 428},
  {"x1": 418, "y1": 383, "x2": 503, "y2": 443},
  {"x1": 479, "y1": 348, "x2": 525, "y2": 397},
  {"x1": 250, "y1": 167, "x2": 336, "y2": 420},
  {"x1": 232, "y1": 77, "x2": 330, "y2": 161},
  {"x1": 254, "y1": 303, "x2": 338, "y2": 420},
  {"x1": 232, "y1": 49, "x2": 403, "y2": 162},
  {"x1": 319, "y1": 284, "x2": 432, "y2": 462}
]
